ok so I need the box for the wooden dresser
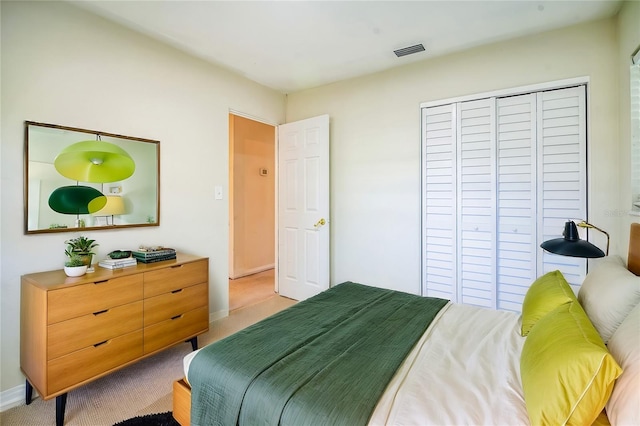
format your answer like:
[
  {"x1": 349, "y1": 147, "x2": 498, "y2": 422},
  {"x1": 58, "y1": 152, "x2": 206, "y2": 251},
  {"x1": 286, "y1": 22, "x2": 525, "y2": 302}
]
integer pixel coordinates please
[{"x1": 20, "y1": 253, "x2": 209, "y2": 426}]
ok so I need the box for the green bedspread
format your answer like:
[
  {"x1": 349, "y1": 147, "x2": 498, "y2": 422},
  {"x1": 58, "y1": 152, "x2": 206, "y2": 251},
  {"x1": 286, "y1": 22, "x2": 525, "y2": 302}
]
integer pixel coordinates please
[{"x1": 188, "y1": 282, "x2": 448, "y2": 426}]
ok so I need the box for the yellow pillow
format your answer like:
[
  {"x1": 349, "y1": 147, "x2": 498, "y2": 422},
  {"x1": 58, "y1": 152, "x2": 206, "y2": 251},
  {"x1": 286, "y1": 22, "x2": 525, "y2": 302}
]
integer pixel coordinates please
[
  {"x1": 520, "y1": 270, "x2": 576, "y2": 336},
  {"x1": 520, "y1": 302, "x2": 622, "y2": 426}
]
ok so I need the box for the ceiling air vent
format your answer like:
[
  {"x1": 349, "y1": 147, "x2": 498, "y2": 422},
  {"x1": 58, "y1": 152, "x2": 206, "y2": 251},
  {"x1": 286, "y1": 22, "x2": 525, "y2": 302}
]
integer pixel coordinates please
[{"x1": 394, "y1": 44, "x2": 425, "y2": 58}]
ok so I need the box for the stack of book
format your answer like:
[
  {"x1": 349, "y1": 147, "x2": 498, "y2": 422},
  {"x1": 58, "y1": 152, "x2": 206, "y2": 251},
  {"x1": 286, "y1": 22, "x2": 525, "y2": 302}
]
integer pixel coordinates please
[
  {"x1": 98, "y1": 257, "x2": 138, "y2": 269},
  {"x1": 132, "y1": 248, "x2": 176, "y2": 263}
]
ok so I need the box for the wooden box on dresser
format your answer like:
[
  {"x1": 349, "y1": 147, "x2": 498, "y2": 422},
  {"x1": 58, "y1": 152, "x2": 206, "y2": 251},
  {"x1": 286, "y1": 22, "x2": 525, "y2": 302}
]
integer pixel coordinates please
[{"x1": 20, "y1": 253, "x2": 209, "y2": 426}]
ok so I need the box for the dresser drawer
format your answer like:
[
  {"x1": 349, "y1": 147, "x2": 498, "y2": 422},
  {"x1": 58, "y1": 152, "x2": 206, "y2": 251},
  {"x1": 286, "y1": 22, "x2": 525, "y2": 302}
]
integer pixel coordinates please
[
  {"x1": 48, "y1": 274, "x2": 143, "y2": 324},
  {"x1": 143, "y1": 260, "x2": 208, "y2": 298},
  {"x1": 143, "y1": 283, "x2": 207, "y2": 327},
  {"x1": 143, "y1": 306, "x2": 208, "y2": 354},
  {"x1": 48, "y1": 330, "x2": 143, "y2": 394},
  {"x1": 48, "y1": 301, "x2": 143, "y2": 360}
]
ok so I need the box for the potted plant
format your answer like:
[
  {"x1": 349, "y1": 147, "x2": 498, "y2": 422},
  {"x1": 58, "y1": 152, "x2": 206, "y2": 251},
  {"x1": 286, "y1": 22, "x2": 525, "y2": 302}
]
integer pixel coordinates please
[
  {"x1": 64, "y1": 253, "x2": 88, "y2": 277},
  {"x1": 65, "y1": 236, "x2": 99, "y2": 267}
]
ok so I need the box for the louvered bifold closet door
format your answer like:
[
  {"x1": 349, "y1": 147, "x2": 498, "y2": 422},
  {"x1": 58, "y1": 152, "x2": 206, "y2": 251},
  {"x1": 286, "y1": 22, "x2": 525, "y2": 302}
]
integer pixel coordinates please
[
  {"x1": 422, "y1": 104, "x2": 457, "y2": 301},
  {"x1": 457, "y1": 99, "x2": 496, "y2": 309},
  {"x1": 496, "y1": 94, "x2": 537, "y2": 312},
  {"x1": 537, "y1": 86, "x2": 587, "y2": 291},
  {"x1": 422, "y1": 84, "x2": 587, "y2": 310}
]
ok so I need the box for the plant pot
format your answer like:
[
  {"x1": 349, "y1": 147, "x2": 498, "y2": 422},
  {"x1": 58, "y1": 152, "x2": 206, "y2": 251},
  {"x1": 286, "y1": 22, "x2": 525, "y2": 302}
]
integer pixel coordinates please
[
  {"x1": 78, "y1": 254, "x2": 93, "y2": 267},
  {"x1": 64, "y1": 265, "x2": 87, "y2": 277}
]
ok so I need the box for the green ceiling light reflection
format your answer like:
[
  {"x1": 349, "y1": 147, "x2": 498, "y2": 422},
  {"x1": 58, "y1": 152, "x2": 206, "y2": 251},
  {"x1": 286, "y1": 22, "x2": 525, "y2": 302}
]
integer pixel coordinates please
[
  {"x1": 48, "y1": 186, "x2": 107, "y2": 214},
  {"x1": 54, "y1": 137, "x2": 135, "y2": 183}
]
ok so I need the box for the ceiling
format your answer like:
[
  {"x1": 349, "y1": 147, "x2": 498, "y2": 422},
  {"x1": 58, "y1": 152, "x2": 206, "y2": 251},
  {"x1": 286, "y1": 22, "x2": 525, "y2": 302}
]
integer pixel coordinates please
[{"x1": 69, "y1": 0, "x2": 623, "y2": 94}]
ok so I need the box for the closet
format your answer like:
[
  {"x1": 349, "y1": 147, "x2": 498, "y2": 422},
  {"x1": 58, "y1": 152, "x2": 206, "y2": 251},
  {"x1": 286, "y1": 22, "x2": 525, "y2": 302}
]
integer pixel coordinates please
[{"x1": 421, "y1": 84, "x2": 587, "y2": 312}]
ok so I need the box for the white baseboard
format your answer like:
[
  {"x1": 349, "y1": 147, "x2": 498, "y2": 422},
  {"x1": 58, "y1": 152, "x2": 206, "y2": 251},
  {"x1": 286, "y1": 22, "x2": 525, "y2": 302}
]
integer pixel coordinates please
[
  {"x1": 0, "y1": 383, "x2": 36, "y2": 413},
  {"x1": 210, "y1": 309, "x2": 228, "y2": 323},
  {"x1": 229, "y1": 264, "x2": 275, "y2": 280}
]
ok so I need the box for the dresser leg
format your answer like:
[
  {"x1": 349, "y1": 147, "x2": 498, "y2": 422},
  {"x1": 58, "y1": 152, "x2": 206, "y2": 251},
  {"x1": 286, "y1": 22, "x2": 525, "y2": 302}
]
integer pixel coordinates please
[
  {"x1": 25, "y1": 380, "x2": 33, "y2": 405},
  {"x1": 188, "y1": 336, "x2": 198, "y2": 351},
  {"x1": 56, "y1": 393, "x2": 67, "y2": 426}
]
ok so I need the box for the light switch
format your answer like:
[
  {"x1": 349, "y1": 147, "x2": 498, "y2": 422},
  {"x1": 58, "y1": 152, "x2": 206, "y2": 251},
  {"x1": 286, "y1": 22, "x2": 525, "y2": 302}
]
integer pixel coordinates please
[{"x1": 214, "y1": 186, "x2": 223, "y2": 200}]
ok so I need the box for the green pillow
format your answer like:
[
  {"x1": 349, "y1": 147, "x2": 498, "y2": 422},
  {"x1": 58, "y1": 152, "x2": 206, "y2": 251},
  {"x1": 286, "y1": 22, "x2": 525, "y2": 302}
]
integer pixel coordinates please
[
  {"x1": 520, "y1": 302, "x2": 622, "y2": 426},
  {"x1": 520, "y1": 270, "x2": 576, "y2": 336}
]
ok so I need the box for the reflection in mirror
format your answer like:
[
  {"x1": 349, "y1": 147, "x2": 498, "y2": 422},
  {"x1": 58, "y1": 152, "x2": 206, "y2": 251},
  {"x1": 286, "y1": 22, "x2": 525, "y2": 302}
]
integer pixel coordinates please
[
  {"x1": 632, "y1": 46, "x2": 640, "y2": 214},
  {"x1": 25, "y1": 121, "x2": 160, "y2": 234}
]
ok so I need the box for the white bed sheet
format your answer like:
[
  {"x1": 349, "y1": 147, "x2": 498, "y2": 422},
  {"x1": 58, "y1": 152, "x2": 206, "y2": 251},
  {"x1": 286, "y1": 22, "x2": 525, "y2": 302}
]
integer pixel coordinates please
[
  {"x1": 370, "y1": 302, "x2": 528, "y2": 425},
  {"x1": 183, "y1": 302, "x2": 529, "y2": 425}
]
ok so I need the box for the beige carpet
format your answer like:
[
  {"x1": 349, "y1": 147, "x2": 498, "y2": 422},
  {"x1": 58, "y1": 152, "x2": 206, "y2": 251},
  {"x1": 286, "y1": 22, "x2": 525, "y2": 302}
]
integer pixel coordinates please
[{"x1": 0, "y1": 295, "x2": 296, "y2": 426}]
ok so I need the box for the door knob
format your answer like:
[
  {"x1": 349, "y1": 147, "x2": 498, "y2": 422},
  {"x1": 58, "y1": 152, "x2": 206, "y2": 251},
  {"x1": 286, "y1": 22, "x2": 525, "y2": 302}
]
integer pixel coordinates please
[{"x1": 314, "y1": 218, "x2": 326, "y2": 228}]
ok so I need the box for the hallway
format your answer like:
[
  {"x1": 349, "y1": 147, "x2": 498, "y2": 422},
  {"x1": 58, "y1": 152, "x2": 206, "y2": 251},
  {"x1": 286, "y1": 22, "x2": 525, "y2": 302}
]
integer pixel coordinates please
[{"x1": 229, "y1": 269, "x2": 276, "y2": 311}]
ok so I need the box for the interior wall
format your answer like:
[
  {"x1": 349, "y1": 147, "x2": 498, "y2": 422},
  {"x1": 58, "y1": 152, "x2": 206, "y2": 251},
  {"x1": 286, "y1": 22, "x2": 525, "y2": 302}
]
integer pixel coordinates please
[
  {"x1": 0, "y1": 1, "x2": 285, "y2": 395},
  {"x1": 229, "y1": 115, "x2": 276, "y2": 279},
  {"x1": 286, "y1": 17, "x2": 621, "y2": 295},
  {"x1": 617, "y1": 0, "x2": 640, "y2": 253}
]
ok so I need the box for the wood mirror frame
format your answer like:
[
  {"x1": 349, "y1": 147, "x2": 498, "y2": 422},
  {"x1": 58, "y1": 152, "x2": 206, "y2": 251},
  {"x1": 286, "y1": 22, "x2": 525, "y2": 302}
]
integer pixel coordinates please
[{"x1": 24, "y1": 121, "x2": 160, "y2": 234}]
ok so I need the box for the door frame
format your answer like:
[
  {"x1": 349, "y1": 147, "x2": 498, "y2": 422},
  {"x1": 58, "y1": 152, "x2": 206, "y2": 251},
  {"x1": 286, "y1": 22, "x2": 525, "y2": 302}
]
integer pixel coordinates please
[
  {"x1": 228, "y1": 111, "x2": 330, "y2": 302},
  {"x1": 228, "y1": 109, "x2": 280, "y2": 294}
]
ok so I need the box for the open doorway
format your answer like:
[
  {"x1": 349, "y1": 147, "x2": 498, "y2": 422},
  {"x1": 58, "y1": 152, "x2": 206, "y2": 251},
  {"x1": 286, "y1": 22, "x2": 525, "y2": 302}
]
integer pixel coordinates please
[{"x1": 228, "y1": 113, "x2": 276, "y2": 311}]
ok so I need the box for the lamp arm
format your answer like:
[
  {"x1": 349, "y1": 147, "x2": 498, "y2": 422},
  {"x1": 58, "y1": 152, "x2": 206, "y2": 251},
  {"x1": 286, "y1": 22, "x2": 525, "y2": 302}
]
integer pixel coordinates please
[{"x1": 577, "y1": 221, "x2": 610, "y2": 256}]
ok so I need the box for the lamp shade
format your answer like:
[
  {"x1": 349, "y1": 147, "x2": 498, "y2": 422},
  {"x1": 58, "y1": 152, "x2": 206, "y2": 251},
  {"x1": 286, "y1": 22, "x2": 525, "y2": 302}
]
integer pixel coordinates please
[
  {"x1": 48, "y1": 186, "x2": 107, "y2": 214},
  {"x1": 540, "y1": 221, "x2": 605, "y2": 258},
  {"x1": 54, "y1": 140, "x2": 135, "y2": 183},
  {"x1": 94, "y1": 195, "x2": 125, "y2": 216}
]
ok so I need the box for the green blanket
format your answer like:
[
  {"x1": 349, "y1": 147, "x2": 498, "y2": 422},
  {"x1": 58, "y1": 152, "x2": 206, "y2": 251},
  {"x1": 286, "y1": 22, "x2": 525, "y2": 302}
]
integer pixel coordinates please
[{"x1": 189, "y1": 282, "x2": 448, "y2": 426}]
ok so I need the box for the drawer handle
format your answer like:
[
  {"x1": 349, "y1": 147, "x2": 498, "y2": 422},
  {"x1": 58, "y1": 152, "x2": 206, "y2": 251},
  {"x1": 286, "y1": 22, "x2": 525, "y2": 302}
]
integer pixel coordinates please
[
  {"x1": 170, "y1": 265, "x2": 184, "y2": 269},
  {"x1": 93, "y1": 340, "x2": 108, "y2": 348},
  {"x1": 94, "y1": 280, "x2": 109, "y2": 285},
  {"x1": 93, "y1": 309, "x2": 109, "y2": 316},
  {"x1": 171, "y1": 289, "x2": 183, "y2": 294},
  {"x1": 171, "y1": 314, "x2": 183, "y2": 320}
]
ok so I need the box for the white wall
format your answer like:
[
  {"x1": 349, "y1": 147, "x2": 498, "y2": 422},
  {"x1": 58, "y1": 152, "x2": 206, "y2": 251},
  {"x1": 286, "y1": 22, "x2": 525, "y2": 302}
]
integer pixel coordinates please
[
  {"x1": 0, "y1": 1, "x2": 285, "y2": 396},
  {"x1": 286, "y1": 17, "x2": 622, "y2": 295},
  {"x1": 618, "y1": 1, "x2": 640, "y2": 251}
]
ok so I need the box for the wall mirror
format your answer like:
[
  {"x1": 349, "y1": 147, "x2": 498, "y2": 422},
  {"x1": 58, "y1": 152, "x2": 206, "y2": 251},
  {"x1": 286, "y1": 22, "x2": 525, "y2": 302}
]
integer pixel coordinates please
[
  {"x1": 25, "y1": 121, "x2": 160, "y2": 234},
  {"x1": 631, "y1": 45, "x2": 640, "y2": 214}
]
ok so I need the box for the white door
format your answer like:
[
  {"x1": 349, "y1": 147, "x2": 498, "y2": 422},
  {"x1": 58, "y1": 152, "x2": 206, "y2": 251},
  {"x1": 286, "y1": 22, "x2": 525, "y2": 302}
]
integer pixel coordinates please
[
  {"x1": 456, "y1": 98, "x2": 496, "y2": 309},
  {"x1": 277, "y1": 115, "x2": 330, "y2": 301},
  {"x1": 496, "y1": 93, "x2": 538, "y2": 312},
  {"x1": 422, "y1": 103, "x2": 458, "y2": 301},
  {"x1": 422, "y1": 85, "x2": 587, "y2": 313},
  {"x1": 537, "y1": 86, "x2": 587, "y2": 289}
]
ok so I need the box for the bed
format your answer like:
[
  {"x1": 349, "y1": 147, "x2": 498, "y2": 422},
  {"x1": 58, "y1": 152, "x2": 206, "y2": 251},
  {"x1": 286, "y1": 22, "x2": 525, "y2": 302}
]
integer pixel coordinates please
[{"x1": 173, "y1": 224, "x2": 640, "y2": 425}]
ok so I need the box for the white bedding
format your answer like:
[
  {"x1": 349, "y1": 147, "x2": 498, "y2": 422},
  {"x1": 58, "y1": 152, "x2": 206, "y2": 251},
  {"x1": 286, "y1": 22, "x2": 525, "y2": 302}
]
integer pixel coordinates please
[
  {"x1": 184, "y1": 302, "x2": 529, "y2": 425},
  {"x1": 370, "y1": 302, "x2": 528, "y2": 425}
]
